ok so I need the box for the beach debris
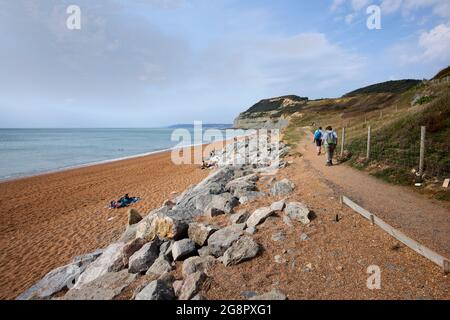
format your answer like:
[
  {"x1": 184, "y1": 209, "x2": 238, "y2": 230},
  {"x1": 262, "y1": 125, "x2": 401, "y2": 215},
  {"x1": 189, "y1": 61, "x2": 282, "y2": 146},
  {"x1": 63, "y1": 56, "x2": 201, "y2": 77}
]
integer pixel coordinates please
[
  {"x1": 127, "y1": 209, "x2": 142, "y2": 225},
  {"x1": 246, "y1": 207, "x2": 275, "y2": 229},
  {"x1": 188, "y1": 223, "x2": 218, "y2": 246},
  {"x1": 172, "y1": 239, "x2": 197, "y2": 261},
  {"x1": 179, "y1": 271, "x2": 208, "y2": 300},
  {"x1": 270, "y1": 179, "x2": 295, "y2": 196},
  {"x1": 249, "y1": 288, "x2": 287, "y2": 300},
  {"x1": 128, "y1": 239, "x2": 161, "y2": 274},
  {"x1": 74, "y1": 243, "x2": 127, "y2": 289},
  {"x1": 222, "y1": 236, "x2": 261, "y2": 266},
  {"x1": 64, "y1": 270, "x2": 137, "y2": 300},
  {"x1": 135, "y1": 279, "x2": 175, "y2": 301},
  {"x1": 285, "y1": 202, "x2": 311, "y2": 225},
  {"x1": 206, "y1": 223, "x2": 246, "y2": 257},
  {"x1": 182, "y1": 256, "x2": 216, "y2": 277}
]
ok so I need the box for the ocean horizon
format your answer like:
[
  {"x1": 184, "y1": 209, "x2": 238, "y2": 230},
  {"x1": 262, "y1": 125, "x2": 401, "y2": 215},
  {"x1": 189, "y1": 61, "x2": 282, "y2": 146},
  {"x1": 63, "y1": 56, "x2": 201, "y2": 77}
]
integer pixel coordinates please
[{"x1": 0, "y1": 126, "x2": 233, "y2": 181}]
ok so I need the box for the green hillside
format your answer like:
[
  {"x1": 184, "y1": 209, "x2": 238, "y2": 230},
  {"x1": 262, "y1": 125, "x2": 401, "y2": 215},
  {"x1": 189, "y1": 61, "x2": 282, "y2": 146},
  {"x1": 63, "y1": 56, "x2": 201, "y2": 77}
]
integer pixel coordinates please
[{"x1": 343, "y1": 80, "x2": 421, "y2": 97}]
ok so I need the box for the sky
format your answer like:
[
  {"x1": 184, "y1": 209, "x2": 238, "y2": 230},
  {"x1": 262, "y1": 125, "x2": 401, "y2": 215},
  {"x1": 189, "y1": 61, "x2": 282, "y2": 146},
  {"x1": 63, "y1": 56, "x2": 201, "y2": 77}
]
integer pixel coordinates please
[{"x1": 0, "y1": 0, "x2": 449, "y2": 128}]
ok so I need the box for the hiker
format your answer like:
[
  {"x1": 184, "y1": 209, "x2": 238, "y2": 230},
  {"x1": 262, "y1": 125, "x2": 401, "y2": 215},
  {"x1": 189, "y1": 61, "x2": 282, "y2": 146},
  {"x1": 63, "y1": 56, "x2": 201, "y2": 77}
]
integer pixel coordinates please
[
  {"x1": 313, "y1": 126, "x2": 323, "y2": 155},
  {"x1": 322, "y1": 126, "x2": 338, "y2": 166}
]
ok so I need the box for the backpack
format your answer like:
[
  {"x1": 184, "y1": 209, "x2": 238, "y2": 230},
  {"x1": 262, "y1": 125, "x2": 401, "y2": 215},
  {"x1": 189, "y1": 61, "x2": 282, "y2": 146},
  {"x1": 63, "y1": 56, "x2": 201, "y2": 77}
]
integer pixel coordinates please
[
  {"x1": 314, "y1": 130, "x2": 322, "y2": 140},
  {"x1": 326, "y1": 132, "x2": 337, "y2": 145}
]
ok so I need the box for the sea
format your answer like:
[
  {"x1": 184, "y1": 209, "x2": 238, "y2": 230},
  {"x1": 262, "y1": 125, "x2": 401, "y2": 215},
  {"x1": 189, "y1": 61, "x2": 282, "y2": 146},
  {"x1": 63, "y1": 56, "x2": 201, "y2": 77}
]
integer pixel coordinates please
[{"x1": 0, "y1": 125, "x2": 235, "y2": 181}]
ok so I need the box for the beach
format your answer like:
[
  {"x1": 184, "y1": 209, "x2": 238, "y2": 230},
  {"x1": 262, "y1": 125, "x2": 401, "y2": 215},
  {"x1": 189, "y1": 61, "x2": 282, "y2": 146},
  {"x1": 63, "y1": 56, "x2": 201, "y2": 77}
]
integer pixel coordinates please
[{"x1": 0, "y1": 147, "x2": 210, "y2": 299}]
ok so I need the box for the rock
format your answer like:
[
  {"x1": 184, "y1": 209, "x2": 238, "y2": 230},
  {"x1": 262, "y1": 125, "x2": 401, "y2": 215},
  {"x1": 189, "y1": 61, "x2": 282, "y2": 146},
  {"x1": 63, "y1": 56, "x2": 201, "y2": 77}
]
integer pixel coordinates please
[
  {"x1": 237, "y1": 191, "x2": 266, "y2": 204},
  {"x1": 182, "y1": 256, "x2": 216, "y2": 277},
  {"x1": 121, "y1": 238, "x2": 146, "y2": 267},
  {"x1": 64, "y1": 270, "x2": 136, "y2": 300},
  {"x1": 135, "y1": 215, "x2": 157, "y2": 240},
  {"x1": 162, "y1": 199, "x2": 175, "y2": 208},
  {"x1": 74, "y1": 243, "x2": 126, "y2": 289},
  {"x1": 230, "y1": 211, "x2": 249, "y2": 224},
  {"x1": 127, "y1": 209, "x2": 142, "y2": 226},
  {"x1": 249, "y1": 289, "x2": 287, "y2": 300},
  {"x1": 225, "y1": 174, "x2": 258, "y2": 196},
  {"x1": 147, "y1": 215, "x2": 189, "y2": 241},
  {"x1": 207, "y1": 223, "x2": 246, "y2": 257},
  {"x1": 188, "y1": 223, "x2": 218, "y2": 246},
  {"x1": 205, "y1": 193, "x2": 239, "y2": 214},
  {"x1": 241, "y1": 291, "x2": 258, "y2": 299},
  {"x1": 271, "y1": 200, "x2": 285, "y2": 212},
  {"x1": 179, "y1": 271, "x2": 207, "y2": 300},
  {"x1": 146, "y1": 256, "x2": 173, "y2": 276},
  {"x1": 119, "y1": 224, "x2": 139, "y2": 243},
  {"x1": 128, "y1": 240, "x2": 160, "y2": 274},
  {"x1": 300, "y1": 233, "x2": 310, "y2": 241},
  {"x1": 303, "y1": 263, "x2": 313, "y2": 272},
  {"x1": 135, "y1": 279, "x2": 175, "y2": 300},
  {"x1": 159, "y1": 241, "x2": 174, "y2": 261},
  {"x1": 191, "y1": 294, "x2": 206, "y2": 300},
  {"x1": 285, "y1": 202, "x2": 311, "y2": 225},
  {"x1": 205, "y1": 207, "x2": 225, "y2": 217},
  {"x1": 283, "y1": 215, "x2": 293, "y2": 227},
  {"x1": 271, "y1": 232, "x2": 286, "y2": 242},
  {"x1": 246, "y1": 207, "x2": 275, "y2": 229},
  {"x1": 173, "y1": 280, "x2": 184, "y2": 297},
  {"x1": 172, "y1": 239, "x2": 196, "y2": 261},
  {"x1": 274, "y1": 255, "x2": 287, "y2": 264},
  {"x1": 71, "y1": 249, "x2": 104, "y2": 268},
  {"x1": 17, "y1": 263, "x2": 83, "y2": 300},
  {"x1": 245, "y1": 226, "x2": 256, "y2": 235},
  {"x1": 270, "y1": 179, "x2": 295, "y2": 196},
  {"x1": 222, "y1": 236, "x2": 261, "y2": 266}
]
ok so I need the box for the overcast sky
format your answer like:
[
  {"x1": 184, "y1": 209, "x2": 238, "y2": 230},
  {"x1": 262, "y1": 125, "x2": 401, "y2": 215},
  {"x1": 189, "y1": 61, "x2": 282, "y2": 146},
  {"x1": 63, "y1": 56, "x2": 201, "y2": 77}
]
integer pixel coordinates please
[{"x1": 0, "y1": 0, "x2": 449, "y2": 128}]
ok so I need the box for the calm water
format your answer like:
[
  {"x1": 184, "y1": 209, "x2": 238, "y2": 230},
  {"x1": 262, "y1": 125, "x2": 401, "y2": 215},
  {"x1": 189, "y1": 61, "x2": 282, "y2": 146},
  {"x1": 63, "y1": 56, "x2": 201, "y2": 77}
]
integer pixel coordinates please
[{"x1": 0, "y1": 127, "x2": 233, "y2": 180}]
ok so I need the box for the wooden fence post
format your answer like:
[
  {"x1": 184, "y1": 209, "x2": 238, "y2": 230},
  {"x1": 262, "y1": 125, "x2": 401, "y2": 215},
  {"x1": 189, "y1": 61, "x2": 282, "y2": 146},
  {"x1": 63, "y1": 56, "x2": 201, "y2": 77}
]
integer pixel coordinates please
[
  {"x1": 419, "y1": 126, "x2": 426, "y2": 176},
  {"x1": 366, "y1": 126, "x2": 371, "y2": 160},
  {"x1": 341, "y1": 127, "x2": 346, "y2": 157}
]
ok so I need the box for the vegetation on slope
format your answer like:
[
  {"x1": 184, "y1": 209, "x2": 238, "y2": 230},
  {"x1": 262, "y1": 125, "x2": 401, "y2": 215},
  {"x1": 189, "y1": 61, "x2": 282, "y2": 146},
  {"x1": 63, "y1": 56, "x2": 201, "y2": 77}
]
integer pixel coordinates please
[{"x1": 343, "y1": 80, "x2": 421, "y2": 97}]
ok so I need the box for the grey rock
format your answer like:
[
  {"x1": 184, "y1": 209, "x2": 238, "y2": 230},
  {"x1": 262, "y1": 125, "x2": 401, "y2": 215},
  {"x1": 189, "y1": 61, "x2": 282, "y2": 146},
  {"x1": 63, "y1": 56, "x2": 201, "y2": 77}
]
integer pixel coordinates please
[
  {"x1": 172, "y1": 239, "x2": 196, "y2": 261},
  {"x1": 179, "y1": 271, "x2": 207, "y2": 300},
  {"x1": 270, "y1": 179, "x2": 295, "y2": 196},
  {"x1": 237, "y1": 191, "x2": 266, "y2": 204},
  {"x1": 128, "y1": 240, "x2": 160, "y2": 274},
  {"x1": 71, "y1": 249, "x2": 104, "y2": 268},
  {"x1": 222, "y1": 236, "x2": 261, "y2": 266},
  {"x1": 241, "y1": 291, "x2": 258, "y2": 299},
  {"x1": 285, "y1": 202, "x2": 311, "y2": 225},
  {"x1": 159, "y1": 241, "x2": 174, "y2": 261},
  {"x1": 63, "y1": 270, "x2": 136, "y2": 300},
  {"x1": 135, "y1": 279, "x2": 175, "y2": 300},
  {"x1": 74, "y1": 243, "x2": 126, "y2": 289},
  {"x1": 182, "y1": 256, "x2": 216, "y2": 277},
  {"x1": 245, "y1": 226, "x2": 257, "y2": 235},
  {"x1": 191, "y1": 294, "x2": 206, "y2": 300},
  {"x1": 271, "y1": 232, "x2": 286, "y2": 242},
  {"x1": 173, "y1": 280, "x2": 184, "y2": 297},
  {"x1": 271, "y1": 200, "x2": 286, "y2": 212},
  {"x1": 188, "y1": 223, "x2": 218, "y2": 246},
  {"x1": 207, "y1": 223, "x2": 246, "y2": 257},
  {"x1": 205, "y1": 207, "x2": 225, "y2": 217},
  {"x1": 119, "y1": 224, "x2": 138, "y2": 243},
  {"x1": 146, "y1": 256, "x2": 173, "y2": 276},
  {"x1": 246, "y1": 207, "x2": 275, "y2": 229},
  {"x1": 205, "y1": 193, "x2": 239, "y2": 214},
  {"x1": 283, "y1": 215, "x2": 293, "y2": 228},
  {"x1": 121, "y1": 238, "x2": 146, "y2": 267},
  {"x1": 300, "y1": 233, "x2": 310, "y2": 241},
  {"x1": 249, "y1": 289, "x2": 287, "y2": 300},
  {"x1": 229, "y1": 211, "x2": 249, "y2": 224}
]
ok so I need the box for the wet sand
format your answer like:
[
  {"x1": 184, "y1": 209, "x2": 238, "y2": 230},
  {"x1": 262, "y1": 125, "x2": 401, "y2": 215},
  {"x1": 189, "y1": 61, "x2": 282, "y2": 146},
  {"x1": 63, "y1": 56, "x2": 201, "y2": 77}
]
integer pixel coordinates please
[{"x1": 0, "y1": 147, "x2": 211, "y2": 299}]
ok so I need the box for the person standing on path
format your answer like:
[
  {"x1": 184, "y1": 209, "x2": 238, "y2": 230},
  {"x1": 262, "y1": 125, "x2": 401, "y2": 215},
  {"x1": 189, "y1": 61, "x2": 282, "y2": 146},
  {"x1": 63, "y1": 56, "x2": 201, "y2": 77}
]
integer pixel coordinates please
[
  {"x1": 322, "y1": 126, "x2": 338, "y2": 166},
  {"x1": 313, "y1": 127, "x2": 323, "y2": 155}
]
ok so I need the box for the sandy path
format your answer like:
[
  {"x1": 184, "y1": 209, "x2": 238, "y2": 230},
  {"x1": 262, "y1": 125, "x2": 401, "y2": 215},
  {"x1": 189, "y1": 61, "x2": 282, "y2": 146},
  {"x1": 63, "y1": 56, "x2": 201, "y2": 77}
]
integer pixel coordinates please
[
  {"x1": 0, "y1": 148, "x2": 211, "y2": 300},
  {"x1": 298, "y1": 128, "x2": 450, "y2": 256}
]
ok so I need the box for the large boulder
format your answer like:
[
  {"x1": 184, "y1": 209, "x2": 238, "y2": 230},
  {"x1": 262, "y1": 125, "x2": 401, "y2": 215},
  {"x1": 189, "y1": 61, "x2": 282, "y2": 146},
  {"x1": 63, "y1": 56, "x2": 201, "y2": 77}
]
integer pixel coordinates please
[
  {"x1": 237, "y1": 191, "x2": 266, "y2": 204},
  {"x1": 121, "y1": 238, "x2": 146, "y2": 267},
  {"x1": 271, "y1": 200, "x2": 285, "y2": 212},
  {"x1": 146, "y1": 215, "x2": 189, "y2": 241},
  {"x1": 225, "y1": 174, "x2": 258, "y2": 196},
  {"x1": 270, "y1": 179, "x2": 295, "y2": 196},
  {"x1": 159, "y1": 241, "x2": 174, "y2": 261},
  {"x1": 222, "y1": 236, "x2": 261, "y2": 266},
  {"x1": 204, "y1": 193, "x2": 239, "y2": 214},
  {"x1": 229, "y1": 211, "x2": 249, "y2": 224},
  {"x1": 146, "y1": 256, "x2": 173, "y2": 276},
  {"x1": 285, "y1": 202, "x2": 311, "y2": 225},
  {"x1": 172, "y1": 239, "x2": 196, "y2": 261},
  {"x1": 128, "y1": 240, "x2": 161, "y2": 274},
  {"x1": 188, "y1": 223, "x2": 218, "y2": 246},
  {"x1": 135, "y1": 279, "x2": 175, "y2": 300},
  {"x1": 119, "y1": 224, "x2": 139, "y2": 243},
  {"x1": 74, "y1": 243, "x2": 126, "y2": 289},
  {"x1": 182, "y1": 256, "x2": 216, "y2": 277},
  {"x1": 246, "y1": 207, "x2": 275, "y2": 229},
  {"x1": 206, "y1": 223, "x2": 246, "y2": 257},
  {"x1": 63, "y1": 270, "x2": 136, "y2": 300},
  {"x1": 179, "y1": 271, "x2": 207, "y2": 300}
]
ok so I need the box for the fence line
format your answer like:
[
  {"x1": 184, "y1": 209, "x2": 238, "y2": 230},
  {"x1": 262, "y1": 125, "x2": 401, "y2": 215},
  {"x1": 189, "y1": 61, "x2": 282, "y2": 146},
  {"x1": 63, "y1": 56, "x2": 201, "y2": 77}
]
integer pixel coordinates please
[{"x1": 341, "y1": 195, "x2": 450, "y2": 273}]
